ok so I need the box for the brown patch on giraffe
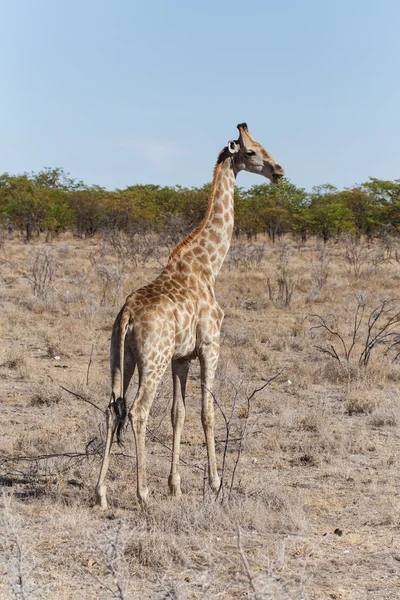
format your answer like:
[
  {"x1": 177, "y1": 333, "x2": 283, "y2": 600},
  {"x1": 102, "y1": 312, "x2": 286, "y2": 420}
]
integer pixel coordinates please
[
  {"x1": 219, "y1": 178, "x2": 228, "y2": 193},
  {"x1": 221, "y1": 194, "x2": 231, "y2": 210},
  {"x1": 175, "y1": 293, "x2": 187, "y2": 303},
  {"x1": 192, "y1": 246, "x2": 207, "y2": 260},
  {"x1": 147, "y1": 349, "x2": 157, "y2": 362},
  {"x1": 210, "y1": 306, "x2": 219, "y2": 319},
  {"x1": 187, "y1": 275, "x2": 197, "y2": 288},
  {"x1": 209, "y1": 230, "x2": 222, "y2": 245},
  {"x1": 135, "y1": 290, "x2": 146, "y2": 300},
  {"x1": 218, "y1": 242, "x2": 229, "y2": 256},
  {"x1": 212, "y1": 216, "x2": 224, "y2": 229},
  {"x1": 168, "y1": 280, "x2": 180, "y2": 291},
  {"x1": 181, "y1": 313, "x2": 190, "y2": 328}
]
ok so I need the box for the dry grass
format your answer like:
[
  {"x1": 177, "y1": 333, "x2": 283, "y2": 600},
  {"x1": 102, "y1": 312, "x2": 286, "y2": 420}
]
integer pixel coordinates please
[{"x1": 1, "y1": 233, "x2": 400, "y2": 599}]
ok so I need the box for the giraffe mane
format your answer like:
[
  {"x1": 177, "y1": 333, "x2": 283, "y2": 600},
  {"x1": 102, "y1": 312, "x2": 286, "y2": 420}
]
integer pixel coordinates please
[{"x1": 168, "y1": 149, "x2": 228, "y2": 261}]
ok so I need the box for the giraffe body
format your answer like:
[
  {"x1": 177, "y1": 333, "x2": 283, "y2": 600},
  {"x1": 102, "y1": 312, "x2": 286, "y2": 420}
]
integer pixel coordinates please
[{"x1": 96, "y1": 124, "x2": 284, "y2": 508}]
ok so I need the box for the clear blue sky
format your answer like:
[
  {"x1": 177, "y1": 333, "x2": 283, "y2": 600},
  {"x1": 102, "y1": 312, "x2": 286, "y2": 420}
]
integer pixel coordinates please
[{"x1": 1, "y1": 0, "x2": 399, "y2": 191}]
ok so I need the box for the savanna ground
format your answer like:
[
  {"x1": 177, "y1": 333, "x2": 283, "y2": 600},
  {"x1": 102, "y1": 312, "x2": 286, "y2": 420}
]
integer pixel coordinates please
[{"x1": 1, "y1": 229, "x2": 400, "y2": 599}]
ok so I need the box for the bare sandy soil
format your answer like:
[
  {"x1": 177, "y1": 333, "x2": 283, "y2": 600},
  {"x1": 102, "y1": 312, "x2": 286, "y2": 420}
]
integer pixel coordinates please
[{"x1": 1, "y1": 232, "x2": 400, "y2": 599}]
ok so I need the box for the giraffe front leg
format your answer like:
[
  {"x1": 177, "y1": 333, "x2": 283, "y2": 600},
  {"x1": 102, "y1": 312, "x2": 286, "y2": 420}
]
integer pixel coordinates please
[
  {"x1": 168, "y1": 358, "x2": 190, "y2": 497},
  {"x1": 199, "y1": 341, "x2": 221, "y2": 493}
]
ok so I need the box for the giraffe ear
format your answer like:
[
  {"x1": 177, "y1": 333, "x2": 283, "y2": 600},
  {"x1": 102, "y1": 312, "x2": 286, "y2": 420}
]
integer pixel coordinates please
[{"x1": 227, "y1": 140, "x2": 240, "y2": 155}]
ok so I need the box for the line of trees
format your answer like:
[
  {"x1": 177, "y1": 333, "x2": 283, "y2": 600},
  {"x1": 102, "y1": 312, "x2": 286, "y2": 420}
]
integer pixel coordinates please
[{"x1": 0, "y1": 167, "x2": 399, "y2": 242}]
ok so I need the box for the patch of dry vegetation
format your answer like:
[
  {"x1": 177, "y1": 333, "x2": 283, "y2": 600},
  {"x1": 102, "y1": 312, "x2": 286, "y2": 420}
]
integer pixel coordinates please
[{"x1": 1, "y1": 233, "x2": 400, "y2": 599}]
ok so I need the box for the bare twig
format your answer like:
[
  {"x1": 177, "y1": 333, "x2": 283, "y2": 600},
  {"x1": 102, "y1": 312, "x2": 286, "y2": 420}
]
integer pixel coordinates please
[
  {"x1": 229, "y1": 370, "x2": 283, "y2": 500},
  {"x1": 59, "y1": 384, "x2": 105, "y2": 413},
  {"x1": 216, "y1": 379, "x2": 243, "y2": 501},
  {"x1": 192, "y1": 371, "x2": 282, "y2": 502},
  {"x1": 0, "y1": 450, "x2": 99, "y2": 465},
  {"x1": 90, "y1": 524, "x2": 129, "y2": 600},
  {"x1": 147, "y1": 429, "x2": 204, "y2": 472},
  {"x1": 86, "y1": 344, "x2": 94, "y2": 386},
  {"x1": 1, "y1": 492, "x2": 50, "y2": 599},
  {"x1": 237, "y1": 522, "x2": 260, "y2": 600}
]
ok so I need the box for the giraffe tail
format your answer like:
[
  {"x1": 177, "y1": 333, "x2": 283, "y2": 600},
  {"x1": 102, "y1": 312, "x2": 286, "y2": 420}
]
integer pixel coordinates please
[
  {"x1": 115, "y1": 308, "x2": 130, "y2": 445},
  {"x1": 115, "y1": 397, "x2": 127, "y2": 446}
]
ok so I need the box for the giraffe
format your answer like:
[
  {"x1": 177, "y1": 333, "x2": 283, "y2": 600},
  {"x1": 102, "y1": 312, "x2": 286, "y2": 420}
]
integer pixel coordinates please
[{"x1": 95, "y1": 123, "x2": 284, "y2": 508}]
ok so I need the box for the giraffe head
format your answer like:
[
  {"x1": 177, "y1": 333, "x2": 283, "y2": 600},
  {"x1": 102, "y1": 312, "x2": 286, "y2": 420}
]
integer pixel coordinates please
[{"x1": 227, "y1": 123, "x2": 285, "y2": 184}]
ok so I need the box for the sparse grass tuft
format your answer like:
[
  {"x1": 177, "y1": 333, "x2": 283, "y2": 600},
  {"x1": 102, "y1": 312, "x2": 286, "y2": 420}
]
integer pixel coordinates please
[
  {"x1": 345, "y1": 389, "x2": 386, "y2": 415},
  {"x1": 368, "y1": 407, "x2": 398, "y2": 428},
  {"x1": 1, "y1": 348, "x2": 32, "y2": 379},
  {"x1": 30, "y1": 379, "x2": 63, "y2": 406}
]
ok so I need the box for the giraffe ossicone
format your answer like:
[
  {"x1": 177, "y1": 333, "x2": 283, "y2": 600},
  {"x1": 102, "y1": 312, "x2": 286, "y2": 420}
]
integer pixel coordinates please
[{"x1": 95, "y1": 123, "x2": 285, "y2": 509}]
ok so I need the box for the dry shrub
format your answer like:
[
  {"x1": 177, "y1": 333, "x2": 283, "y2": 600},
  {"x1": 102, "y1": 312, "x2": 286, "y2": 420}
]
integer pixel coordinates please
[
  {"x1": 0, "y1": 224, "x2": 7, "y2": 250},
  {"x1": 345, "y1": 389, "x2": 386, "y2": 415},
  {"x1": 30, "y1": 379, "x2": 63, "y2": 406},
  {"x1": 13, "y1": 425, "x2": 63, "y2": 456},
  {"x1": 308, "y1": 295, "x2": 400, "y2": 382},
  {"x1": 368, "y1": 407, "x2": 398, "y2": 428},
  {"x1": 57, "y1": 244, "x2": 71, "y2": 258},
  {"x1": 102, "y1": 228, "x2": 165, "y2": 269},
  {"x1": 306, "y1": 248, "x2": 330, "y2": 303},
  {"x1": 222, "y1": 324, "x2": 253, "y2": 347},
  {"x1": 125, "y1": 525, "x2": 188, "y2": 570},
  {"x1": 231, "y1": 483, "x2": 309, "y2": 534},
  {"x1": 319, "y1": 360, "x2": 358, "y2": 384},
  {"x1": 26, "y1": 249, "x2": 57, "y2": 300},
  {"x1": 267, "y1": 243, "x2": 296, "y2": 307},
  {"x1": 2, "y1": 349, "x2": 26, "y2": 370},
  {"x1": 237, "y1": 403, "x2": 249, "y2": 419},
  {"x1": 124, "y1": 497, "x2": 228, "y2": 569},
  {"x1": 1, "y1": 348, "x2": 32, "y2": 379},
  {"x1": 228, "y1": 241, "x2": 266, "y2": 270},
  {"x1": 344, "y1": 237, "x2": 392, "y2": 278},
  {"x1": 44, "y1": 333, "x2": 63, "y2": 359},
  {"x1": 89, "y1": 246, "x2": 126, "y2": 306},
  {"x1": 0, "y1": 494, "x2": 42, "y2": 600}
]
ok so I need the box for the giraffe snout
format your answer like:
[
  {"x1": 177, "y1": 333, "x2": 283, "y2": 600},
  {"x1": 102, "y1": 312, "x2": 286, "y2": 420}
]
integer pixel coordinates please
[{"x1": 272, "y1": 167, "x2": 285, "y2": 183}]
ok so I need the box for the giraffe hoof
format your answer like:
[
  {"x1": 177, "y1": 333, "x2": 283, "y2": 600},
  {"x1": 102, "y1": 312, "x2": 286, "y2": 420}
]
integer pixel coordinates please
[
  {"x1": 209, "y1": 475, "x2": 221, "y2": 493},
  {"x1": 95, "y1": 486, "x2": 108, "y2": 510},
  {"x1": 169, "y1": 485, "x2": 182, "y2": 498},
  {"x1": 168, "y1": 474, "x2": 182, "y2": 497},
  {"x1": 137, "y1": 487, "x2": 149, "y2": 506}
]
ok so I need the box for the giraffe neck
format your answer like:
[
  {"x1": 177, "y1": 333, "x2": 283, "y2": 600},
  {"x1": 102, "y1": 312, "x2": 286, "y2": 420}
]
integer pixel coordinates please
[{"x1": 169, "y1": 155, "x2": 236, "y2": 282}]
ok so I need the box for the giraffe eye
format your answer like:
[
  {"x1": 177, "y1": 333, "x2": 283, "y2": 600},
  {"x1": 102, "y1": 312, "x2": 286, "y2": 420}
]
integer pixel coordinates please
[{"x1": 246, "y1": 150, "x2": 256, "y2": 156}]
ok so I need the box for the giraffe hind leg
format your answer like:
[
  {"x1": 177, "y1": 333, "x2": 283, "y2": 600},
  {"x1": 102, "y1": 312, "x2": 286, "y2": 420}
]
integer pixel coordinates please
[
  {"x1": 95, "y1": 346, "x2": 136, "y2": 509},
  {"x1": 129, "y1": 360, "x2": 171, "y2": 505},
  {"x1": 168, "y1": 358, "x2": 189, "y2": 497},
  {"x1": 95, "y1": 399, "x2": 118, "y2": 509}
]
